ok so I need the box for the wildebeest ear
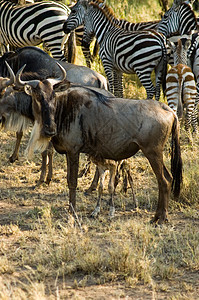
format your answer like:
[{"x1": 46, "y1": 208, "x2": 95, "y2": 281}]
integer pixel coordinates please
[
  {"x1": 24, "y1": 84, "x2": 33, "y2": 96},
  {"x1": 53, "y1": 81, "x2": 71, "y2": 92}
]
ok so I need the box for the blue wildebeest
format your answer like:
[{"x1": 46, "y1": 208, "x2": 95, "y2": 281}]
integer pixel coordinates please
[
  {"x1": 0, "y1": 63, "x2": 55, "y2": 185},
  {"x1": 0, "y1": 46, "x2": 108, "y2": 164},
  {"x1": 17, "y1": 63, "x2": 183, "y2": 224},
  {"x1": 0, "y1": 62, "x2": 135, "y2": 202},
  {"x1": 0, "y1": 62, "x2": 125, "y2": 193}
]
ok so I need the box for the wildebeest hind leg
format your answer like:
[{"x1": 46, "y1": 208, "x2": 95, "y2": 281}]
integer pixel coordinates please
[
  {"x1": 66, "y1": 152, "x2": 80, "y2": 214},
  {"x1": 144, "y1": 152, "x2": 172, "y2": 224}
]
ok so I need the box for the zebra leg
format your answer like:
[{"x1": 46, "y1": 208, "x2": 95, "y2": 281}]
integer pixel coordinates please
[
  {"x1": 155, "y1": 61, "x2": 164, "y2": 101},
  {"x1": 113, "y1": 70, "x2": 123, "y2": 98},
  {"x1": 185, "y1": 103, "x2": 195, "y2": 132},
  {"x1": 137, "y1": 72, "x2": 156, "y2": 99},
  {"x1": 82, "y1": 44, "x2": 92, "y2": 68},
  {"x1": 103, "y1": 62, "x2": 114, "y2": 94},
  {"x1": 191, "y1": 102, "x2": 198, "y2": 134},
  {"x1": 191, "y1": 96, "x2": 199, "y2": 134}
]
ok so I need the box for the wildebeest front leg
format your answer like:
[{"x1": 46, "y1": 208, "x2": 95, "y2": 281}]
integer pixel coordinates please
[
  {"x1": 66, "y1": 152, "x2": 80, "y2": 214},
  {"x1": 9, "y1": 131, "x2": 23, "y2": 162},
  {"x1": 36, "y1": 143, "x2": 54, "y2": 186},
  {"x1": 46, "y1": 142, "x2": 54, "y2": 185}
]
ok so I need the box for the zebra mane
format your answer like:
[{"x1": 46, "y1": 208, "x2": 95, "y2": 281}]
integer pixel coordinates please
[{"x1": 89, "y1": 1, "x2": 117, "y2": 24}]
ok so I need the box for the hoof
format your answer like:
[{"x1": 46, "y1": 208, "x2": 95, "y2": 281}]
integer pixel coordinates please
[
  {"x1": 84, "y1": 188, "x2": 96, "y2": 196},
  {"x1": 9, "y1": 156, "x2": 18, "y2": 163},
  {"x1": 109, "y1": 206, "x2": 115, "y2": 219},
  {"x1": 45, "y1": 178, "x2": 51, "y2": 185},
  {"x1": 90, "y1": 207, "x2": 100, "y2": 218},
  {"x1": 150, "y1": 215, "x2": 169, "y2": 225}
]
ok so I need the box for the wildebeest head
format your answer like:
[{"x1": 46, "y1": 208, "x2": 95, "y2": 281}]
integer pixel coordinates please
[
  {"x1": 16, "y1": 63, "x2": 67, "y2": 137},
  {"x1": 0, "y1": 61, "x2": 16, "y2": 127},
  {"x1": 16, "y1": 63, "x2": 67, "y2": 158}
]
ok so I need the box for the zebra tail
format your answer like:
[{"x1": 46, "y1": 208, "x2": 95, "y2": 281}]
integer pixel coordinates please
[
  {"x1": 92, "y1": 40, "x2": 100, "y2": 59},
  {"x1": 177, "y1": 78, "x2": 183, "y2": 118},
  {"x1": 67, "y1": 30, "x2": 77, "y2": 64},
  {"x1": 171, "y1": 116, "x2": 183, "y2": 198},
  {"x1": 161, "y1": 42, "x2": 168, "y2": 95}
]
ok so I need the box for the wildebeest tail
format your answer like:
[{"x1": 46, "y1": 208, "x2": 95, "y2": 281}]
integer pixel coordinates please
[{"x1": 171, "y1": 116, "x2": 183, "y2": 198}]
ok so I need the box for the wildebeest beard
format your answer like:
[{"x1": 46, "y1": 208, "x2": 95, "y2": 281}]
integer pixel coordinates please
[{"x1": 0, "y1": 91, "x2": 33, "y2": 133}]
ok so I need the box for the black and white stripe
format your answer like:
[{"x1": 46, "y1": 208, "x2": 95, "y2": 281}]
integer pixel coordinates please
[
  {"x1": 156, "y1": 2, "x2": 198, "y2": 37},
  {"x1": 166, "y1": 39, "x2": 198, "y2": 133},
  {"x1": 64, "y1": 1, "x2": 167, "y2": 100},
  {"x1": 0, "y1": 0, "x2": 71, "y2": 60}
]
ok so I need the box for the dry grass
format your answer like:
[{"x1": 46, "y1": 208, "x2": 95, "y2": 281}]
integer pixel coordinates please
[
  {"x1": 0, "y1": 114, "x2": 199, "y2": 299},
  {"x1": 0, "y1": 2, "x2": 199, "y2": 298}
]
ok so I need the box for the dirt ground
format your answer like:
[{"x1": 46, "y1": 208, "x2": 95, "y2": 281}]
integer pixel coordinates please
[{"x1": 0, "y1": 131, "x2": 199, "y2": 299}]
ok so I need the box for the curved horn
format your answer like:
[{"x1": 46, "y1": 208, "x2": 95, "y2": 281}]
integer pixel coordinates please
[
  {"x1": 47, "y1": 62, "x2": 67, "y2": 87},
  {"x1": 0, "y1": 61, "x2": 16, "y2": 89},
  {"x1": 16, "y1": 64, "x2": 40, "y2": 88}
]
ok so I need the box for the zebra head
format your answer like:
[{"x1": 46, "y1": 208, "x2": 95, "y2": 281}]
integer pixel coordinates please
[
  {"x1": 63, "y1": 0, "x2": 89, "y2": 34},
  {"x1": 156, "y1": 2, "x2": 197, "y2": 37}
]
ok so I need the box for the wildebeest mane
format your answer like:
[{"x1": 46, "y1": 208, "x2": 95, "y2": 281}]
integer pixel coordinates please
[
  {"x1": 14, "y1": 92, "x2": 33, "y2": 120},
  {"x1": 55, "y1": 85, "x2": 113, "y2": 133}
]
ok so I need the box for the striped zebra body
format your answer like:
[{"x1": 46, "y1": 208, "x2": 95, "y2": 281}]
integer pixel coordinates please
[
  {"x1": 186, "y1": 32, "x2": 199, "y2": 95},
  {"x1": 157, "y1": 2, "x2": 198, "y2": 37},
  {"x1": 117, "y1": 19, "x2": 159, "y2": 31},
  {"x1": 0, "y1": 0, "x2": 71, "y2": 60},
  {"x1": 64, "y1": 1, "x2": 159, "y2": 68},
  {"x1": 166, "y1": 39, "x2": 198, "y2": 133},
  {"x1": 64, "y1": 0, "x2": 167, "y2": 100}
]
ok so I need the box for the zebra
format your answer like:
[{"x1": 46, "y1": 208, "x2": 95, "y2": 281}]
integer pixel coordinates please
[
  {"x1": 156, "y1": 1, "x2": 199, "y2": 37},
  {"x1": 0, "y1": 0, "x2": 71, "y2": 60},
  {"x1": 166, "y1": 38, "x2": 198, "y2": 133},
  {"x1": 63, "y1": 0, "x2": 161, "y2": 67},
  {"x1": 63, "y1": 0, "x2": 167, "y2": 100}
]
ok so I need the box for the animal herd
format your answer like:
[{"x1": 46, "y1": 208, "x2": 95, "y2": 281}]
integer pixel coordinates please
[{"x1": 1, "y1": 0, "x2": 199, "y2": 224}]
